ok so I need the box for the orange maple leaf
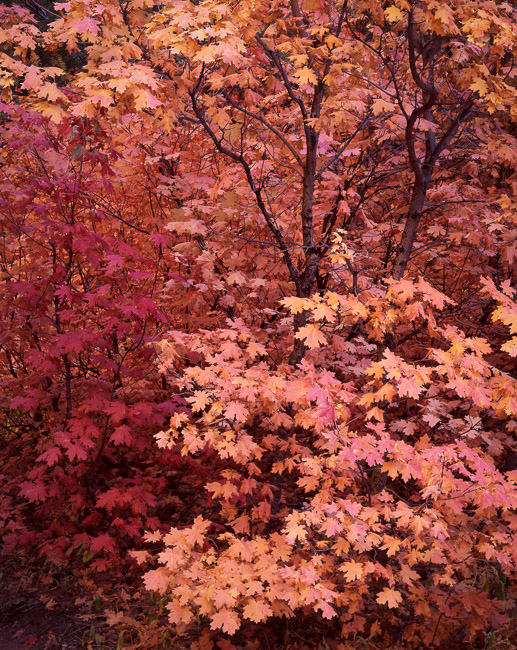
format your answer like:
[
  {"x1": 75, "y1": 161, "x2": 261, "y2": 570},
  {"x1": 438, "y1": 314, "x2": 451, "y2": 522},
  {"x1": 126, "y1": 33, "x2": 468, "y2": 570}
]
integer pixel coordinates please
[
  {"x1": 376, "y1": 587, "x2": 403, "y2": 608},
  {"x1": 242, "y1": 598, "x2": 272, "y2": 622},
  {"x1": 281, "y1": 296, "x2": 311, "y2": 314},
  {"x1": 294, "y1": 67, "x2": 318, "y2": 85},
  {"x1": 341, "y1": 560, "x2": 364, "y2": 582},
  {"x1": 295, "y1": 324, "x2": 327, "y2": 349},
  {"x1": 225, "y1": 401, "x2": 249, "y2": 422},
  {"x1": 210, "y1": 609, "x2": 240, "y2": 634}
]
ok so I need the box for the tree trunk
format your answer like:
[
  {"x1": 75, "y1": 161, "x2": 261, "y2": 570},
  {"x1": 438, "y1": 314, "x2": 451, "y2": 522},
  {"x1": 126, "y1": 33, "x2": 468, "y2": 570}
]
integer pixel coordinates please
[
  {"x1": 391, "y1": 173, "x2": 430, "y2": 280},
  {"x1": 289, "y1": 309, "x2": 309, "y2": 366}
]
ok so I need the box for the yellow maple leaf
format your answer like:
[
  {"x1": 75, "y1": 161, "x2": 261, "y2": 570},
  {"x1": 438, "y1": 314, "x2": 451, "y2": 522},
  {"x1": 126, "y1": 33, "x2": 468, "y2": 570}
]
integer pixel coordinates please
[
  {"x1": 298, "y1": 475, "x2": 320, "y2": 491},
  {"x1": 502, "y1": 338, "x2": 517, "y2": 357},
  {"x1": 183, "y1": 515, "x2": 211, "y2": 546},
  {"x1": 470, "y1": 78, "x2": 488, "y2": 96},
  {"x1": 294, "y1": 67, "x2": 318, "y2": 86},
  {"x1": 107, "y1": 77, "x2": 131, "y2": 93},
  {"x1": 382, "y1": 460, "x2": 402, "y2": 478},
  {"x1": 40, "y1": 82, "x2": 68, "y2": 102},
  {"x1": 290, "y1": 54, "x2": 309, "y2": 67},
  {"x1": 33, "y1": 101, "x2": 66, "y2": 124},
  {"x1": 325, "y1": 34, "x2": 342, "y2": 49},
  {"x1": 434, "y1": 6, "x2": 455, "y2": 28},
  {"x1": 380, "y1": 536, "x2": 401, "y2": 557},
  {"x1": 284, "y1": 513, "x2": 308, "y2": 542},
  {"x1": 332, "y1": 538, "x2": 351, "y2": 555},
  {"x1": 384, "y1": 6, "x2": 404, "y2": 22}
]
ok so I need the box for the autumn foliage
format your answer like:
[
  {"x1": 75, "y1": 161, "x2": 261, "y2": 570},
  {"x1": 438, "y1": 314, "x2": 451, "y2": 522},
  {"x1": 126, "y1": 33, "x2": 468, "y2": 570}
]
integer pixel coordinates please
[{"x1": 1, "y1": 0, "x2": 517, "y2": 647}]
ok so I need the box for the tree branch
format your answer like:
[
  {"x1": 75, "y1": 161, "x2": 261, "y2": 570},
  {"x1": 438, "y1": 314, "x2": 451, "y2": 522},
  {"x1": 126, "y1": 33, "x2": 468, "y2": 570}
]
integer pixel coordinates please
[
  {"x1": 221, "y1": 90, "x2": 304, "y2": 170},
  {"x1": 189, "y1": 81, "x2": 302, "y2": 293}
]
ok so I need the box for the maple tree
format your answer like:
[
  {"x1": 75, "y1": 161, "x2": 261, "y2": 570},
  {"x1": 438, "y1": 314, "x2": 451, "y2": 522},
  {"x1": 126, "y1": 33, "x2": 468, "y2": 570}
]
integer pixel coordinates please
[{"x1": 1, "y1": 0, "x2": 517, "y2": 647}]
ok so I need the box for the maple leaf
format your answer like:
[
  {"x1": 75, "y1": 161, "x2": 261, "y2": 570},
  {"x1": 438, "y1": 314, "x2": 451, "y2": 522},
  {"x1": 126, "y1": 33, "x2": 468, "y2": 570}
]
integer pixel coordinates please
[
  {"x1": 231, "y1": 514, "x2": 250, "y2": 534},
  {"x1": 397, "y1": 377, "x2": 423, "y2": 399},
  {"x1": 227, "y1": 271, "x2": 247, "y2": 285},
  {"x1": 10, "y1": 396, "x2": 38, "y2": 411},
  {"x1": 341, "y1": 560, "x2": 364, "y2": 582},
  {"x1": 294, "y1": 67, "x2": 318, "y2": 85},
  {"x1": 20, "y1": 481, "x2": 47, "y2": 502},
  {"x1": 384, "y1": 7, "x2": 404, "y2": 22},
  {"x1": 111, "y1": 425, "x2": 132, "y2": 446},
  {"x1": 316, "y1": 600, "x2": 337, "y2": 619},
  {"x1": 247, "y1": 340, "x2": 266, "y2": 359},
  {"x1": 144, "y1": 568, "x2": 170, "y2": 594},
  {"x1": 460, "y1": 590, "x2": 491, "y2": 614},
  {"x1": 372, "y1": 98, "x2": 395, "y2": 115},
  {"x1": 96, "y1": 489, "x2": 121, "y2": 511},
  {"x1": 376, "y1": 588, "x2": 403, "y2": 608},
  {"x1": 502, "y1": 339, "x2": 517, "y2": 357},
  {"x1": 284, "y1": 515, "x2": 307, "y2": 543},
  {"x1": 213, "y1": 589, "x2": 238, "y2": 609},
  {"x1": 295, "y1": 324, "x2": 327, "y2": 349},
  {"x1": 90, "y1": 534, "x2": 116, "y2": 554},
  {"x1": 210, "y1": 609, "x2": 240, "y2": 634},
  {"x1": 311, "y1": 300, "x2": 336, "y2": 322},
  {"x1": 33, "y1": 101, "x2": 66, "y2": 123},
  {"x1": 69, "y1": 16, "x2": 100, "y2": 37},
  {"x1": 166, "y1": 220, "x2": 208, "y2": 235},
  {"x1": 89, "y1": 89, "x2": 115, "y2": 108},
  {"x1": 188, "y1": 390, "x2": 211, "y2": 412},
  {"x1": 470, "y1": 78, "x2": 488, "y2": 96},
  {"x1": 281, "y1": 296, "x2": 311, "y2": 314},
  {"x1": 63, "y1": 439, "x2": 88, "y2": 461},
  {"x1": 399, "y1": 564, "x2": 420, "y2": 585},
  {"x1": 225, "y1": 401, "x2": 249, "y2": 422},
  {"x1": 182, "y1": 516, "x2": 211, "y2": 546},
  {"x1": 380, "y1": 536, "x2": 401, "y2": 557},
  {"x1": 319, "y1": 517, "x2": 343, "y2": 536},
  {"x1": 105, "y1": 402, "x2": 127, "y2": 423},
  {"x1": 133, "y1": 90, "x2": 162, "y2": 111},
  {"x1": 36, "y1": 447, "x2": 61, "y2": 466},
  {"x1": 242, "y1": 599, "x2": 272, "y2": 622},
  {"x1": 298, "y1": 475, "x2": 320, "y2": 491},
  {"x1": 104, "y1": 254, "x2": 124, "y2": 275},
  {"x1": 167, "y1": 601, "x2": 193, "y2": 625}
]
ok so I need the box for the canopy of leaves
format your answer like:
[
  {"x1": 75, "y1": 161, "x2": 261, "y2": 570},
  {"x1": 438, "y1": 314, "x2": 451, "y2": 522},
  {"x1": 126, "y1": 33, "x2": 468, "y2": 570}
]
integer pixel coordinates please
[{"x1": 1, "y1": 0, "x2": 517, "y2": 647}]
